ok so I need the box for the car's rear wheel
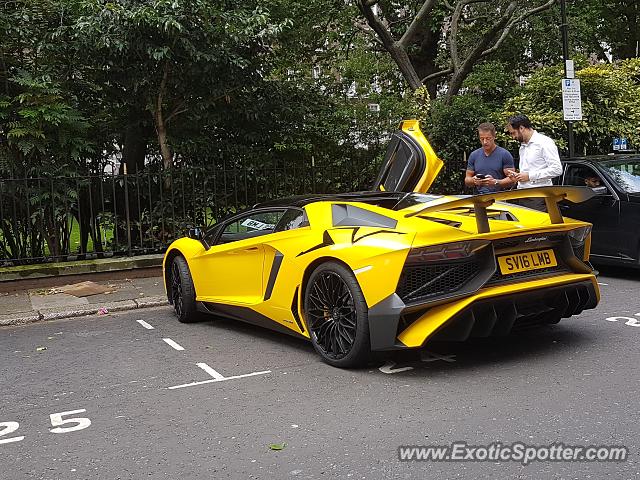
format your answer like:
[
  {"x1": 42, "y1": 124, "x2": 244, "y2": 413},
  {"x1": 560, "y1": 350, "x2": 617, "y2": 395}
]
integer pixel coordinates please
[
  {"x1": 304, "y1": 262, "x2": 371, "y2": 368},
  {"x1": 170, "y1": 256, "x2": 199, "y2": 323}
]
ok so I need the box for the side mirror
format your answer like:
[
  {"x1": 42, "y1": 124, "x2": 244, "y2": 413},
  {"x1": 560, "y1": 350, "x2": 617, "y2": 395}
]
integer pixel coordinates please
[
  {"x1": 187, "y1": 227, "x2": 204, "y2": 240},
  {"x1": 592, "y1": 186, "x2": 609, "y2": 196}
]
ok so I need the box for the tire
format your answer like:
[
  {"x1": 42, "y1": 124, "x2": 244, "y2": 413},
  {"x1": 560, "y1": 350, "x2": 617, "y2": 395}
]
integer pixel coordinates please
[
  {"x1": 303, "y1": 262, "x2": 371, "y2": 368},
  {"x1": 170, "y1": 256, "x2": 199, "y2": 323}
]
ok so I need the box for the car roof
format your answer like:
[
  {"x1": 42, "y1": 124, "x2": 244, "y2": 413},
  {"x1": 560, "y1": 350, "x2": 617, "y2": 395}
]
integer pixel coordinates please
[
  {"x1": 254, "y1": 191, "x2": 408, "y2": 209},
  {"x1": 562, "y1": 153, "x2": 640, "y2": 164}
]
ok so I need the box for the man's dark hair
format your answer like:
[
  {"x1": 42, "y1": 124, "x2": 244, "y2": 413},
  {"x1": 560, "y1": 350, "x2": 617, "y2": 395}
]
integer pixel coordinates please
[{"x1": 508, "y1": 114, "x2": 532, "y2": 129}]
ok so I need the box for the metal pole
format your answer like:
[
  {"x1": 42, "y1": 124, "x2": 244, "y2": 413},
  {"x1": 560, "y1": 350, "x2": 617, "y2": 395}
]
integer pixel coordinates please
[
  {"x1": 560, "y1": 0, "x2": 575, "y2": 157},
  {"x1": 123, "y1": 163, "x2": 132, "y2": 256}
]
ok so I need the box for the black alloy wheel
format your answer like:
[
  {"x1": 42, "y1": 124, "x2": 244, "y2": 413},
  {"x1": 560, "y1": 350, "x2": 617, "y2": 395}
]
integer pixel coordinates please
[
  {"x1": 170, "y1": 255, "x2": 198, "y2": 323},
  {"x1": 304, "y1": 262, "x2": 370, "y2": 368}
]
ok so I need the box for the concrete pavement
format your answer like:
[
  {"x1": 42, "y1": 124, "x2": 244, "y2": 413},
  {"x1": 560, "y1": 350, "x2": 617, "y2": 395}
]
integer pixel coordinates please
[
  {"x1": 0, "y1": 254, "x2": 169, "y2": 327},
  {"x1": 0, "y1": 275, "x2": 168, "y2": 326}
]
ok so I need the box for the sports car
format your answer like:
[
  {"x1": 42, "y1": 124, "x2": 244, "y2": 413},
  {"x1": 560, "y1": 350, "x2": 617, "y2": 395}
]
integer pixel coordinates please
[{"x1": 163, "y1": 120, "x2": 600, "y2": 368}]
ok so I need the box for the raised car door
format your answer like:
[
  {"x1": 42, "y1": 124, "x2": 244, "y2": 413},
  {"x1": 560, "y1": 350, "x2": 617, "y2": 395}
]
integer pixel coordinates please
[
  {"x1": 191, "y1": 209, "x2": 287, "y2": 304},
  {"x1": 373, "y1": 119, "x2": 444, "y2": 194}
]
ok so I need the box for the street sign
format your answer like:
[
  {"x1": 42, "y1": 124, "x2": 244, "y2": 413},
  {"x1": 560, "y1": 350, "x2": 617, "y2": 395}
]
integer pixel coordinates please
[
  {"x1": 565, "y1": 60, "x2": 575, "y2": 78},
  {"x1": 613, "y1": 137, "x2": 628, "y2": 151},
  {"x1": 562, "y1": 78, "x2": 582, "y2": 121}
]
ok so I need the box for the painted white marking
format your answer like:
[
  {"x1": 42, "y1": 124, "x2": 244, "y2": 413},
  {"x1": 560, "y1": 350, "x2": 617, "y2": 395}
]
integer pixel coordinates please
[
  {"x1": 0, "y1": 435, "x2": 24, "y2": 445},
  {"x1": 353, "y1": 265, "x2": 372, "y2": 275},
  {"x1": 49, "y1": 409, "x2": 91, "y2": 433},
  {"x1": 136, "y1": 319, "x2": 154, "y2": 330},
  {"x1": 163, "y1": 338, "x2": 184, "y2": 351},
  {"x1": 0, "y1": 422, "x2": 23, "y2": 445},
  {"x1": 605, "y1": 315, "x2": 640, "y2": 327},
  {"x1": 197, "y1": 363, "x2": 225, "y2": 380},
  {"x1": 168, "y1": 370, "x2": 271, "y2": 390},
  {"x1": 597, "y1": 282, "x2": 608, "y2": 286},
  {"x1": 379, "y1": 361, "x2": 413, "y2": 374},
  {"x1": 421, "y1": 351, "x2": 457, "y2": 363}
]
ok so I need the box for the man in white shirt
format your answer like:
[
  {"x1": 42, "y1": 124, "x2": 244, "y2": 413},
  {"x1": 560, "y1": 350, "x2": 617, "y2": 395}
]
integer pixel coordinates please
[{"x1": 506, "y1": 114, "x2": 563, "y2": 211}]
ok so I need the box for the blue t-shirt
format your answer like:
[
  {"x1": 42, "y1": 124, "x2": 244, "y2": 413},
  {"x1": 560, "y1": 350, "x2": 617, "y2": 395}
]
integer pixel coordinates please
[{"x1": 467, "y1": 146, "x2": 514, "y2": 193}]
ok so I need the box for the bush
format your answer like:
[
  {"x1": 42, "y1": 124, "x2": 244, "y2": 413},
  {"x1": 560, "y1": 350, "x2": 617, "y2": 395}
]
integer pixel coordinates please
[{"x1": 503, "y1": 59, "x2": 640, "y2": 155}]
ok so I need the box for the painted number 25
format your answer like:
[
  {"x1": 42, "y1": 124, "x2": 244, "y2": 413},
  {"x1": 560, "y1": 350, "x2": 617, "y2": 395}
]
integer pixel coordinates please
[{"x1": 0, "y1": 409, "x2": 91, "y2": 445}]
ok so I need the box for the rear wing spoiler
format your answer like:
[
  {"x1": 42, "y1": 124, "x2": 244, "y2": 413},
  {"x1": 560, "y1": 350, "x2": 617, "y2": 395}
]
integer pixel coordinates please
[{"x1": 404, "y1": 186, "x2": 596, "y2": 234}]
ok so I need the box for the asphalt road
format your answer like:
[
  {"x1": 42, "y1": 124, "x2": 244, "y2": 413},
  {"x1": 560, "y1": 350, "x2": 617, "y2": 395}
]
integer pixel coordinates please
[{"x1": 2, "y1": 268, "x2": 639, "y2": 479}]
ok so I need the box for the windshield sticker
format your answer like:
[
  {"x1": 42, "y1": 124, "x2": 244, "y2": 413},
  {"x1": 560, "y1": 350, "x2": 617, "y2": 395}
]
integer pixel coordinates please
[{"x1": 241, "y1": 218, "x2": 275, "y2": 230}]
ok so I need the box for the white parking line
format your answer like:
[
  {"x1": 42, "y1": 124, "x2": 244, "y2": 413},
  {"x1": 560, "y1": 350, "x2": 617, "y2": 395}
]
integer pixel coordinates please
[
  {"x1": 379, "y1": 361, "x2": 413, "y2": 374},
  {"x1": 163, "y1": 338, "x2": 184, "y2": 351},
  {"x1": 168, "y1": 370, "x2": 272, "y2": 390},
  {"x1": 0, "y1": 436, "x2": 24, "y2": 445},
  {"x1": 136, "y1": 320, "x2": 154, "y2": 330},
  {"x1": 598, "y1": 282, "x2": 608, "y2": 286},
  {"x1": 197, "y1": 362, "x2": 225, "y2": 380}
]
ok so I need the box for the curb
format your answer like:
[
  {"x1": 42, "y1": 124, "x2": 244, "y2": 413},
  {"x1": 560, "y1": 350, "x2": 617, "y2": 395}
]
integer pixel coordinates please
[
  {"x1": 0, "y1": 254, "x2": 164, "y2": 283},
  {"x1": 0, "y1": 295, "x2": 169, "y2": 327}
]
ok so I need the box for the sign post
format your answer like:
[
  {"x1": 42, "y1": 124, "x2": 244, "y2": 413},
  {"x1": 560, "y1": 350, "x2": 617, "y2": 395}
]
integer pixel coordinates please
[
  {"x1": 562, "y1": 78, "x2": 582, "y2": 121},
  {"x1": 560, "y1": 0, "x2": 575, "y2": 157}
]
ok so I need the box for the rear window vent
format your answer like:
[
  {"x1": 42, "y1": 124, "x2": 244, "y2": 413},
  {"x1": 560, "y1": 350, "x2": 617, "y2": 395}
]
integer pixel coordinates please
[{"x1": 422, "y1": 217, "x2": 462, "y2": 228}]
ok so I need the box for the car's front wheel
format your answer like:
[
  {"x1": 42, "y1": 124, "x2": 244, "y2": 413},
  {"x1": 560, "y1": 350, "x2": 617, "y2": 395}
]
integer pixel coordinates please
[
  {"x1": 170, "y1": 256, "x2": 199, "y2": 323},
  {"x1": 303, "y1": 262, "x2": 371, "y2": 368}
]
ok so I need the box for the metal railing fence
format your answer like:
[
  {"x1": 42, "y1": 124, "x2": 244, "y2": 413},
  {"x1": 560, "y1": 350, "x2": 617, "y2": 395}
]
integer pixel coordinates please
[{"x1": 0, "y1": 156, "x2": 379, "y2": 266}]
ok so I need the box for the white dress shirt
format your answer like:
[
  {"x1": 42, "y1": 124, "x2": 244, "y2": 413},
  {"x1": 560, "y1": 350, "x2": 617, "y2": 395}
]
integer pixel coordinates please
[{"x1": 517, "y1": 130, "x2": 563, "y2": 189}]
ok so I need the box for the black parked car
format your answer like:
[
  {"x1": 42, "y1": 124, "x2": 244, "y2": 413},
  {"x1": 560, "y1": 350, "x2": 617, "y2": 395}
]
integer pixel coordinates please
[{"x1": 557, "y1": 154, "x2": 640, "y2": 268}]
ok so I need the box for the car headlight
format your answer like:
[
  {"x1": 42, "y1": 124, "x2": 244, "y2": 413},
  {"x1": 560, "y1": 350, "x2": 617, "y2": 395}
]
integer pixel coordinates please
[{"x1": 568, "y1": 226, "x2": 591, "y2": 245}]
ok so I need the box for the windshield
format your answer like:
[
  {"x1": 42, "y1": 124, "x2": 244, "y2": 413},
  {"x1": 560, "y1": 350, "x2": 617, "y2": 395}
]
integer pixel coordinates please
[{"x1": 601, "y1": 159, "x2": 640, "y2": 193}]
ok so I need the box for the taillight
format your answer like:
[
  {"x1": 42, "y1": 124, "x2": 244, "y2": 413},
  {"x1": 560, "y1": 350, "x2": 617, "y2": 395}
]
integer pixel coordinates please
[
  {"x1": 406, "y1": 240, "x2": 490, "y2": 264},
  {"x1": 568, "y1": 226, "x2": 591, "y2": 245},
  {"x1": 568, "y1": 225, "x2": 591, "y2": 261}
]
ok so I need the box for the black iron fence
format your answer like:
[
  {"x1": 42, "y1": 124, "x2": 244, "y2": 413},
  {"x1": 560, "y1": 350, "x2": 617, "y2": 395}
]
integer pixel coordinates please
[{"x1": 0, "y1": 156, "x2": 379, "y2": 266}]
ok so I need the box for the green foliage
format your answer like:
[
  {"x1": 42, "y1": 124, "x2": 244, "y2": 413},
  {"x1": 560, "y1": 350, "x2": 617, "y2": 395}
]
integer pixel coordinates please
[
  {"x1": 503, "y1": 59, "x2": 640, "y2": 155},
  {"x1": 422, "y1": 94, "x2": 499, "y2": 194},
  {"x1": 462, "y1": 61, "x2": 517, "y2": 106},
  {"x1": 571, "y1": 0, "x2": 640, "y2": 60},
  {"x1": 0, "y1": 72, "x2": 92, "y2": 172},
  {"x1": 1, "y1": 0, "x2": 637, "y2": 264},
  {"x1": 0, "y1": 1, "x2": 95, "y2": 176}
]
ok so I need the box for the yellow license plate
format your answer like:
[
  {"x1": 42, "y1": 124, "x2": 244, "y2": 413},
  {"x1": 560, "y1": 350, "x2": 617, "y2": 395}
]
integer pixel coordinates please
[{"x1": 498, "y1": 249, "x2": 557, "y2": 274}]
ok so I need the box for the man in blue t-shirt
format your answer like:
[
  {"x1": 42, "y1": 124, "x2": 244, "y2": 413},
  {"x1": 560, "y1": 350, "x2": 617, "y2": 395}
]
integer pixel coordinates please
[{"x1": 464, "y1": 122, "x2": 515, "y2": 194}]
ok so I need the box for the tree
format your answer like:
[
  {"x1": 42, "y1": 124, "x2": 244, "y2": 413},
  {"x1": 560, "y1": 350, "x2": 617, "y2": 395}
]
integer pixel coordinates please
[
  {"x1": 65, "y1": 0, "x2": 291, "y2": 171},
  {"x1": 0, "y1": 1, "x2": 100, "y2": 260},
  {"x1": 574, "y1": 0, "x2": 639, "y2": 61},
  {"x1": 503, "y1": 59, "x2": 640, "y2": 155},
  {"x1": 356, "y1": 0, "x2": 556, "y2": 102}
]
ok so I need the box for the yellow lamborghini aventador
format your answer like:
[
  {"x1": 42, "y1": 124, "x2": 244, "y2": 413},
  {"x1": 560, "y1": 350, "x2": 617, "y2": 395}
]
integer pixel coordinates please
[{"x1": 163, "y1": 120, "x2": 600, "y2": 368}]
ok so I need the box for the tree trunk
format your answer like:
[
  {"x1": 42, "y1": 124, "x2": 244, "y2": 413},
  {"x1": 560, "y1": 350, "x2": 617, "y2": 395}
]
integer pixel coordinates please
[
  {"x1": 410, "y1": 28, "x2": 441, "y2": 99},
  {"x1": 154, "y1": 62, "x2": 173, "y2": 170},
  {"x1": 156, "y1": 110, "x2": 172, "y2": 170},
  {"x1": 388, "y1": 42, "x2": 424, "y2": 90},
  {"x1": 445, "y1": 61, "x2": 476, "y2": 104}
]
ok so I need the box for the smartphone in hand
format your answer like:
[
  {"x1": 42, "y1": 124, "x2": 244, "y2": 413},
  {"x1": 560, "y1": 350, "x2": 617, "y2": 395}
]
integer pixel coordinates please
[{"x1": 475, "y1": 174, "x2": 487, "y2": 179}]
